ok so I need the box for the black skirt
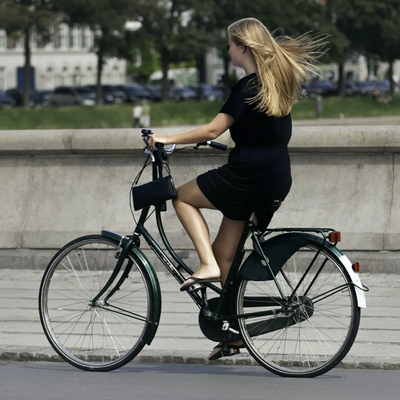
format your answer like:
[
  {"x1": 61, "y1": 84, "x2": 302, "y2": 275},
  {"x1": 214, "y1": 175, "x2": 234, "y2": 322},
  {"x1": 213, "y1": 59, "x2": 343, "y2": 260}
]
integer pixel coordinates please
[{"x1": 197, "y1": 149, "x2": 292, "y2": 228}]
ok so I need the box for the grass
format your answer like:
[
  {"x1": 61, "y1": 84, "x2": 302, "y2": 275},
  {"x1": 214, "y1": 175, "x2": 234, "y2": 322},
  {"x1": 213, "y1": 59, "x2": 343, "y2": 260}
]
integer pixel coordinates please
[{"x1": 1, "y1": 95, "x2": 399, "y2": 130}]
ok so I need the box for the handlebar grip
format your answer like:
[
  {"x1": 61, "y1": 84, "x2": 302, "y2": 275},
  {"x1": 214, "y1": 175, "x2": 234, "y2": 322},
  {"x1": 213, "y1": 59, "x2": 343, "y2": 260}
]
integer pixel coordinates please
[{"x1": 208, "y1": 141, "x2": 227, "y2": 151}]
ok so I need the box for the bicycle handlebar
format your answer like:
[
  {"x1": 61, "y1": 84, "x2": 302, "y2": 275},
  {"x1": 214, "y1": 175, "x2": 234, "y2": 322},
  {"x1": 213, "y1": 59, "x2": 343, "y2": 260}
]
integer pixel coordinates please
[
  {"x1": 195, "y1": 141, "x2": 227, "y2": 151},
  {"x1": 140, "y1": 129, "x2": 227, "y2": 154}
]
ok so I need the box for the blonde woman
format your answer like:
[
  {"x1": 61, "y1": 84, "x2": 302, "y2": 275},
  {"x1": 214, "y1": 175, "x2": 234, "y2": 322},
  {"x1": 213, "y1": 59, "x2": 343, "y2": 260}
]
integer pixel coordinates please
[{"x1": 148, "y1": 17, "x2": 324, "y2": 358}]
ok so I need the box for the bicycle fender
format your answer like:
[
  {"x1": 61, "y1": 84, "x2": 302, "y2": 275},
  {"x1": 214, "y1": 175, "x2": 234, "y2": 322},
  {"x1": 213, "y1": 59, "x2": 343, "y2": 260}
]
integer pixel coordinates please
[
  {"x1": 335, "y1": 254, "x2": 367, "y2": 308},
  {"x1": 239, "y1": 232, "x2": 366, "y2": 308},
  {"x1": 239, "y1": 233, "x2": 311, "y2": 281},
  {"x1": 313, "y1": 240, "x2": 367, "y2": 308},
  {"x1": 101, "y1": 230, "x2": 162, "y2": 344}
]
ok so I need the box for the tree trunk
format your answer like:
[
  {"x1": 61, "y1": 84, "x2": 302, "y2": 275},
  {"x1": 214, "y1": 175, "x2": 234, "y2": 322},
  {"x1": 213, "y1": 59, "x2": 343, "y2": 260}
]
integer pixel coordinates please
[
  {"x1": 160, "y1": 46, "x2": 170, "y2": 102},
  {"x1": 196, "y1": 54, "x2": 206, "y2": 101},
  {"x1": 337, "y1": 62, "x2": 345, "y2": 97},
  {"x1": 23, "y1": 27, "x2": 31, "y2": 109},
  {"x1": 223, "y1": 54, "x2": 230, "y2": 98},
  {"x1": 388, "y1": 60, "x2": 394, "y2": 97},
  {"x1": 96, "y1": 40, "x2": 104, "y2": 106},
  {"x1": 366, "y1": 56, "x2": 371, "y2": 81}
]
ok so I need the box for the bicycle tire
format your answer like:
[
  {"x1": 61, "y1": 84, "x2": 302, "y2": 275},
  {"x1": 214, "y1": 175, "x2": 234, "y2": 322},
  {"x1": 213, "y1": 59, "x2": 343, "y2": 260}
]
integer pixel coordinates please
[
  {"x1": 235, "y1": 235, "x2": 361, "y2": 377},
  {"x1": 39, "y1": 234, "x2": 155, "y2": 371}
]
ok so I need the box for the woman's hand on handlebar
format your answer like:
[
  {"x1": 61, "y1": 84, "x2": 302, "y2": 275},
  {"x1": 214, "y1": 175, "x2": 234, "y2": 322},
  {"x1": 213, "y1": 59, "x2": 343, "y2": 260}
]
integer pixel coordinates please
[{"x1": 148, "y1": 134, "x2": 169, "y2": 150}]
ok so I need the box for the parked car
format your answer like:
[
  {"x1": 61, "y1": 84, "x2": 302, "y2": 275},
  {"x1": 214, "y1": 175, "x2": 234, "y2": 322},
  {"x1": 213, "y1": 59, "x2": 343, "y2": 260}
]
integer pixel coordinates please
[
  {"x1": 0, "y1": 90, "x2": 15, "y2": 108},
  {"x1": 343, "y1": 82, "x2": 362, "y2": 96},
  {"x1": 356, "y1": 81, "x2": 377, "y2": 95},
  {"x1": 169, "y1": 86, "x2": 197, "y2": 101},
  {"x1": 147, "y1": 85, "x2": 162, "y2": 101},
  {"x1": 83, "y1": 85, "x2": 120, "y2": 104},
  {"x1": 50, "y1": 86, "x2": 95, "y2": 106},
  {"x1": 375, "y1": 80, "x2": 390, "y2": 94},
  {"x1": 192, "y1": 84, "x2": 224, "y2": 101},
  {"x1": 116, "y1": 84, "x2": 150, "y2": 102},
  {"x1": 5, "y1": 88, "x2": 45, "y2": 107},
  {"x1": 37, "y1": 89, "x2": 53, "y2": 106},
  {"x1": 307, "y1": 80, "x2": 337, "y2": 97},
  {"x1": 102, "y1": 85, "x2": 126, "y2": 104}
]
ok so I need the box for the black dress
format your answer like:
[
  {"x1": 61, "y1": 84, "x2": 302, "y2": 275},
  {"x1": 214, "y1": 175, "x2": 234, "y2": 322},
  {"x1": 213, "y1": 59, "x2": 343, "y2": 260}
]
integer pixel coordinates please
[{"x1": 197, "y1": 73, "x2": 292, "y2": 229}]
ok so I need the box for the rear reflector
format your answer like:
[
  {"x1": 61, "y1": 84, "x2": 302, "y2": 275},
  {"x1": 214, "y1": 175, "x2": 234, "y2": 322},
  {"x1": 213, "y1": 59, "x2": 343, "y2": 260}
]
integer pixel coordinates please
[
  {"x1": 329, "y1": 231, "x2": 341, "y2": 242},
  {"x1": 352, "y1": 262, "x2": 360, "y2": 272}
]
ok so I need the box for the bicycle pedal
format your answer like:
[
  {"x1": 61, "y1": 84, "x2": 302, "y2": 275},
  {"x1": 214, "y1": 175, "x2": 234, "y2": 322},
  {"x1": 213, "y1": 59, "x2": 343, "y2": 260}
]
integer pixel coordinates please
[
  {"x1": 187, "y1": 283, "x2": 206, "y2": 293},
  {"x1": 222, "y1": 347, "x2": 241, "y2": 357}
]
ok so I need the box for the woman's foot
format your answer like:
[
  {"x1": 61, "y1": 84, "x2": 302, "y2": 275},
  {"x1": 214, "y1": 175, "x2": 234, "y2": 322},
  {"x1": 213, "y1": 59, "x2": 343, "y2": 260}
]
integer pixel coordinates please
[
  {"x1": 180, "y1": 264, "x2": 220, "y2": 291},
  {"x1": 180, "y1": 275, "x2": 221, "y2": 292},
  {"x1": 208, "y1": 340, "x2": 245, "y2": 360}
]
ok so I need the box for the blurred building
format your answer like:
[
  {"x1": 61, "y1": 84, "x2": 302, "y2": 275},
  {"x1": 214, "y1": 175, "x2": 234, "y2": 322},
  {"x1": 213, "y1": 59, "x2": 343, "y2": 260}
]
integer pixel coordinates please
[
  {"x1": 0, "y1": 24, "x2": 126, "y2": 91},
  {"x1": 317, "y1": 56, "x2": 400, "y2": 83}
]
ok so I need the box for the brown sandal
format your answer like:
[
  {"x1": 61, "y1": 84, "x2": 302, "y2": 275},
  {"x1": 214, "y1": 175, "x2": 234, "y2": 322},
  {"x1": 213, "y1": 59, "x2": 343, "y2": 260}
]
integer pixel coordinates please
[
  {"x1": 180, "y1": 276, "x2": 221, "y2": 292},
  {"x1": 208, "y1": 341, "x2": 245, "y2": 360}
]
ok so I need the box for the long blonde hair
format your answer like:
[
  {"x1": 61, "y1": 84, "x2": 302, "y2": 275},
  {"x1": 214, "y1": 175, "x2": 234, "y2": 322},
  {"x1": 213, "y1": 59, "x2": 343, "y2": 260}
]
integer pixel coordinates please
[{"x1": 228, "y1": 17, "x2": 327, "y2": 117}]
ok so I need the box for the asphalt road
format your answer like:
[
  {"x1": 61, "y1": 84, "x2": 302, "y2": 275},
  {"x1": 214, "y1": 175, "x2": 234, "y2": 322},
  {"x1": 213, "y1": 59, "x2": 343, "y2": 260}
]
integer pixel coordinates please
[{"x1": 1, "y1": 362, "x2": 399, "y2": 400}]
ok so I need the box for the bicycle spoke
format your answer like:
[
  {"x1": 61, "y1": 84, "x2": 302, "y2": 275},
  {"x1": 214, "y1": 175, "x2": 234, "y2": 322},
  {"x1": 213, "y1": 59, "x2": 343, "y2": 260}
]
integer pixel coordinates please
[
  {"x1": 237, "y1": 238, "x2": 360, "y2": 377},
  {"x1": 39, "y1": 235, "x2": 154, "y2": 371}
]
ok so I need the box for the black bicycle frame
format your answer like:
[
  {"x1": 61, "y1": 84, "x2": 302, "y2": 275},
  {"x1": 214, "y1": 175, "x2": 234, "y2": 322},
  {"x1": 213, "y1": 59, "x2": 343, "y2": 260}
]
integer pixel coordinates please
[
  {"x1": 130, "y1": 148, "x2": 256, "y2": 313},
  {"x1": 128, "y1": 147, "x2": 344, "y2": 323}
]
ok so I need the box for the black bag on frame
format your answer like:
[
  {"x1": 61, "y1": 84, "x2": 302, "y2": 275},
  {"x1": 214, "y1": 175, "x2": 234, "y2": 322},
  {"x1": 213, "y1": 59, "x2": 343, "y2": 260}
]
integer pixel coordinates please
[{"x1": 132, "y1": 175, "x2": 177, "y2": 211}]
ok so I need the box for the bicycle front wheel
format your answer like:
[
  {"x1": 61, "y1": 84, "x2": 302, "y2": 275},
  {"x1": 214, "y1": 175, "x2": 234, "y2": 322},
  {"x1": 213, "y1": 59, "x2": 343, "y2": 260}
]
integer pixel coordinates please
[
  {"x1": 39, "y1": 235, "x2": 155, "y2": 371},
  {"x1": 235, "y1": 238, "x2": 360, "y2": 377}
]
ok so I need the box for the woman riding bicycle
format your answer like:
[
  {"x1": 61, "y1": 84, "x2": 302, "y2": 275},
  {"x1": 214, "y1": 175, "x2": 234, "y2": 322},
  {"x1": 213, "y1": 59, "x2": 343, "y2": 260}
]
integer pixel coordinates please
[{"x1": 148, "y1": 17, "x2": 325, "y2": 357}]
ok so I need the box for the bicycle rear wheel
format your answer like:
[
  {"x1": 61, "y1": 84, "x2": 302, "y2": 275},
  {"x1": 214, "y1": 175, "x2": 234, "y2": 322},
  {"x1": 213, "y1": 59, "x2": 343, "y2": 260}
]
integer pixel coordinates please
[
  {"x1": 39, "y1": 235, "x2": 155, "y2": 371},
  {"x1": 235, "y1": 237, "x2": 360, "y2": 377}
]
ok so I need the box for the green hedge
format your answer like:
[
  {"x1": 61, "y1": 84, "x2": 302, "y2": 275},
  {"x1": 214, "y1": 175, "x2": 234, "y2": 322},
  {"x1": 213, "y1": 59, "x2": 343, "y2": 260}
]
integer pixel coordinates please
[{"x1": 0, "y1": 96, "x2": 399, "y2": 130}]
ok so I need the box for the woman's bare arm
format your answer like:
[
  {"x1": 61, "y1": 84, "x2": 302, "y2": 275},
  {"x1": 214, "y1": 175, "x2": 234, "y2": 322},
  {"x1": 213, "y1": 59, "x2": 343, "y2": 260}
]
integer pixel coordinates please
[{"x1": 148, "y1": 113, "x2": 234, "y2": 148}]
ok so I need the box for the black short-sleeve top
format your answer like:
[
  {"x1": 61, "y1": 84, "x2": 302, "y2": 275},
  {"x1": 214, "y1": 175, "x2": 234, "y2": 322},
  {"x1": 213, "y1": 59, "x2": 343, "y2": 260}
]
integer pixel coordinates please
[
  {"x1": 196, "y1": 72, "x2": 292, "y2": 224},
  {"x1": 220, "y1": 73, "x2": 292, "y2": 166}
]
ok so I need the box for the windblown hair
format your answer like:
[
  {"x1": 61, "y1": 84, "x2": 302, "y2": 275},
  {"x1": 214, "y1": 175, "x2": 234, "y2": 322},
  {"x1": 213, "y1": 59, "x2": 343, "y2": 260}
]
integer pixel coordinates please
[{"x1": 228, "y1": 17, "x2": 327, "y2": 117}]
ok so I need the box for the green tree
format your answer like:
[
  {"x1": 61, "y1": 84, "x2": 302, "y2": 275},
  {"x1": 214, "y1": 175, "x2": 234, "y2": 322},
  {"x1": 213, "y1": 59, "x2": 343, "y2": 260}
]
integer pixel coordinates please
[
  {"x1": 53, "y1": 0, "x2": 137, "y2": 104},
  {"x1": 0, "y1": 0, "x2": 56, "y2": 108},
  {"x1": 135, "y1": 0, "x2": 200, "y2": 101},
  {"x1": 333, "y1": 0, "x2": 400, "y2": 95}
]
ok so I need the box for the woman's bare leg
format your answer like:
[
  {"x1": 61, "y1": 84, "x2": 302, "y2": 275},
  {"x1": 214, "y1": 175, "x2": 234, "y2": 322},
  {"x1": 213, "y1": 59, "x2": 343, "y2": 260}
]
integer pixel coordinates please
[
  {"x1": 212, "y1": 216, "x2": 247, "y2": 287},
  {"x1": 173, "y1": 179, "x2": 220, "y2": 287}
]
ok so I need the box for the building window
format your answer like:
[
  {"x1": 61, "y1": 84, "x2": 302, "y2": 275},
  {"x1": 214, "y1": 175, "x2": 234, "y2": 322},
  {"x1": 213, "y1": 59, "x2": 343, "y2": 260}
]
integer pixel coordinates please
[
  {"x1": 30, "y1": 27, "x2": 37, "y2": 49},
  {"x1": 86, "y1": 66, "x2": 95, "y2": 85},
  {"x1": 111, "y1": 65, "x2": 119, "y2": 84},
  {"x1": 59, "y1": 24, "x2": 69, "y2": 48},
  {"x1": 73, "y1": 66, "x2": 82, "y2": 86},
  {"x1": 83, "y1": 27, "x2": 93, "y2": 49},
  {"x1": 0, "y1": 67, "x2": 5, "y2": 89},
  {"x1": 15, "y1": 36, "x2": 24, "y2": 50},
  {"x1": 0, "y1": 30, "x2": 6, "y2": 50},
  {"x1": 45, "y1": 67, "x2": 54, "y2": 89},
  {"x1": 71, "y1": 27, "x2": 82, "y2": 48},
  {"x1": 61, "y1": 66, "x2": 70, "y2": 85}
]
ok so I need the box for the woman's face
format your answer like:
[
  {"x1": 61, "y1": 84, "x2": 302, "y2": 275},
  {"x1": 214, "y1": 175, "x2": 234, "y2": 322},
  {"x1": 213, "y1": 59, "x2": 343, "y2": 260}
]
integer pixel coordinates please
[{"x1": 228, "y1": 37, "x2": 243, "y2": 67}]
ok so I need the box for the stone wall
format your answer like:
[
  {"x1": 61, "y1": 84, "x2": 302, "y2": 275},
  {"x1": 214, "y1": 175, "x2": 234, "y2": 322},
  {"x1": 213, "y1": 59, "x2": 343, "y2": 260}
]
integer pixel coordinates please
[{"x1": 1, "y1": 126, "x2": 399, "y2": 272}]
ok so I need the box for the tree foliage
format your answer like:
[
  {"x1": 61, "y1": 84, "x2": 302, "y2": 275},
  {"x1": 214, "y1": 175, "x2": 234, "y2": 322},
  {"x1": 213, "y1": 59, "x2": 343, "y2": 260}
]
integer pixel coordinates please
[
  {"x1": 53, "y1": 0, "x2": 137, "y2": 103},
  {"x1": 0, "y1": 0, "x2": 57, "y2": 107},
  {"x1": 332, "y1": 0, "x2": 400, "y2": 94},
  {"x1": 1, "y1": 0, "x2": 399, "y2": 102}
]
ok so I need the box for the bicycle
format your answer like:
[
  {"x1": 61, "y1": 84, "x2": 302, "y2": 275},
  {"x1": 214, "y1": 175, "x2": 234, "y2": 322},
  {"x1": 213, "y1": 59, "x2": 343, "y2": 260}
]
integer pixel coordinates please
[{"x1": 38, "y1": 129, "x2": 368, "y2": 377}]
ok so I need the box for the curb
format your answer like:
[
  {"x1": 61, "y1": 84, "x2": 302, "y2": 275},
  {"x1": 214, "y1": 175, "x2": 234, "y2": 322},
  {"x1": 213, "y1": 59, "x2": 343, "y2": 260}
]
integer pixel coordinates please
[{"x1": 1, "y1": 351, "x2": 400, "y2": 371}]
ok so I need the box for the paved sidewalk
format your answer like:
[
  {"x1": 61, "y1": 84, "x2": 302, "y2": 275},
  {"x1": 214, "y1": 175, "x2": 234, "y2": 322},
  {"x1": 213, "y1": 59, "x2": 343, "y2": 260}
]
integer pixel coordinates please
[{"x1": 0, "y1": 269, "x2": 399, "y2": 370}]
